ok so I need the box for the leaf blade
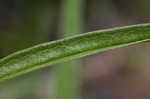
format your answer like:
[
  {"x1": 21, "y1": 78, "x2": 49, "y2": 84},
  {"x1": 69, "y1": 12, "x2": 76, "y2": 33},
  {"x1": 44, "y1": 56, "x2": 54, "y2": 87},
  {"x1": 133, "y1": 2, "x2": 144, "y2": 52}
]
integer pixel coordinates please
[{"x1": 0, "y1": 23, "x2": 150, "y2": 82}]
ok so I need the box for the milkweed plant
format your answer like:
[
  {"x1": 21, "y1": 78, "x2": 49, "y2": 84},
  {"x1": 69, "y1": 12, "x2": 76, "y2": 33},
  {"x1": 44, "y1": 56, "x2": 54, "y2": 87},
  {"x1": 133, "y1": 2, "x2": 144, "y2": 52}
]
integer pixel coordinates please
[{"x1": 0, "y1": 23, "x2": 150, "y2": 82}]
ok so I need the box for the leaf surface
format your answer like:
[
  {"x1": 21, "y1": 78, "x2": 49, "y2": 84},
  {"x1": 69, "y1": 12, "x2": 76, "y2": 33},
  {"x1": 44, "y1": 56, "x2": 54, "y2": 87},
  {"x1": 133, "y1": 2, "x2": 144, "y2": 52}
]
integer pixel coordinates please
[{"x1": 0, "y1": 23, "x2": 150, "y2": 82}]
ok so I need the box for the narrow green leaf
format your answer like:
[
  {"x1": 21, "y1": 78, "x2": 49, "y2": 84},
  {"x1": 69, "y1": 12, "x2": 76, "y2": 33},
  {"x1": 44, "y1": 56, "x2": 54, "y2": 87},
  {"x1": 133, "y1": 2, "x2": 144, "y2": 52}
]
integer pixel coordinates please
[{"x1": 0, "y1": 23, "x2": 150, "y2": 82}]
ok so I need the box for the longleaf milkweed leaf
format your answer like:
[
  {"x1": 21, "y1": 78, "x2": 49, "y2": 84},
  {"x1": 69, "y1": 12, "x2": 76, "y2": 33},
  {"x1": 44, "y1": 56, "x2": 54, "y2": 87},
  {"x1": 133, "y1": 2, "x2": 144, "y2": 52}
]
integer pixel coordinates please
[{"x1": 0, "y1": 23, "x2": 150, "y2": 82}]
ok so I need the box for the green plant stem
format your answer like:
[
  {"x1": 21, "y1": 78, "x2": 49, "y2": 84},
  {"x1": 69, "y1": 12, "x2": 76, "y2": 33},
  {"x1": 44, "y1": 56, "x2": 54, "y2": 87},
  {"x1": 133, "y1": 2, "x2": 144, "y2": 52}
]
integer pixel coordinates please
[
  {"x1": 54, "y1": 0, "x2": 83, "y2": 99},
  {"x1": 0, "y1": 24, "x2": 150, "y2": 82}
]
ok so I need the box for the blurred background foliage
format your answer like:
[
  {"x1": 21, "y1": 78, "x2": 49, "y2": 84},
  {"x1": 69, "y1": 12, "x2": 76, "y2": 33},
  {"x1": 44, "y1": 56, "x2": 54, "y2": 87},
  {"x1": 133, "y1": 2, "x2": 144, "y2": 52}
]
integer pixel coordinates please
[{"x1": 1, "y1": 0, "x2": 150, "y2": 99}]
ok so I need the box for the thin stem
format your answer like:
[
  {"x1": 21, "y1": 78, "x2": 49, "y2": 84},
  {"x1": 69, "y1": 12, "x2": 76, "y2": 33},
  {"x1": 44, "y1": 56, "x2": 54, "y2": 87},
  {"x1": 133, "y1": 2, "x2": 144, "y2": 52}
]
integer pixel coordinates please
[{"x1": 54, "y1": 0, "x2": 83, "y2": 99}]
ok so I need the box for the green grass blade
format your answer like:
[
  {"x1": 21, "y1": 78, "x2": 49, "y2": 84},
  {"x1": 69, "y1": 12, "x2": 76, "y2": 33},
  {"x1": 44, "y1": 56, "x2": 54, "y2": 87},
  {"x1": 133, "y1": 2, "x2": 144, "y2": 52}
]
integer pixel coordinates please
[
  {"x1": 0, "y1": 23, "x2": 150, "y2": 82},
  {"x1": 54, "y1": 0, "x2": 83, "y2": 99}
]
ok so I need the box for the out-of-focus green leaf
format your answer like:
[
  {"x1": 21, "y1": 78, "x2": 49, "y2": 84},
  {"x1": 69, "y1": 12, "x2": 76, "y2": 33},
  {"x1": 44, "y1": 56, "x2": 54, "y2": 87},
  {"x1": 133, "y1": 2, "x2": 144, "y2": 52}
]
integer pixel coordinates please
[{"x1": 54, "y1": 0, "x2": 83, "y2": 99}]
